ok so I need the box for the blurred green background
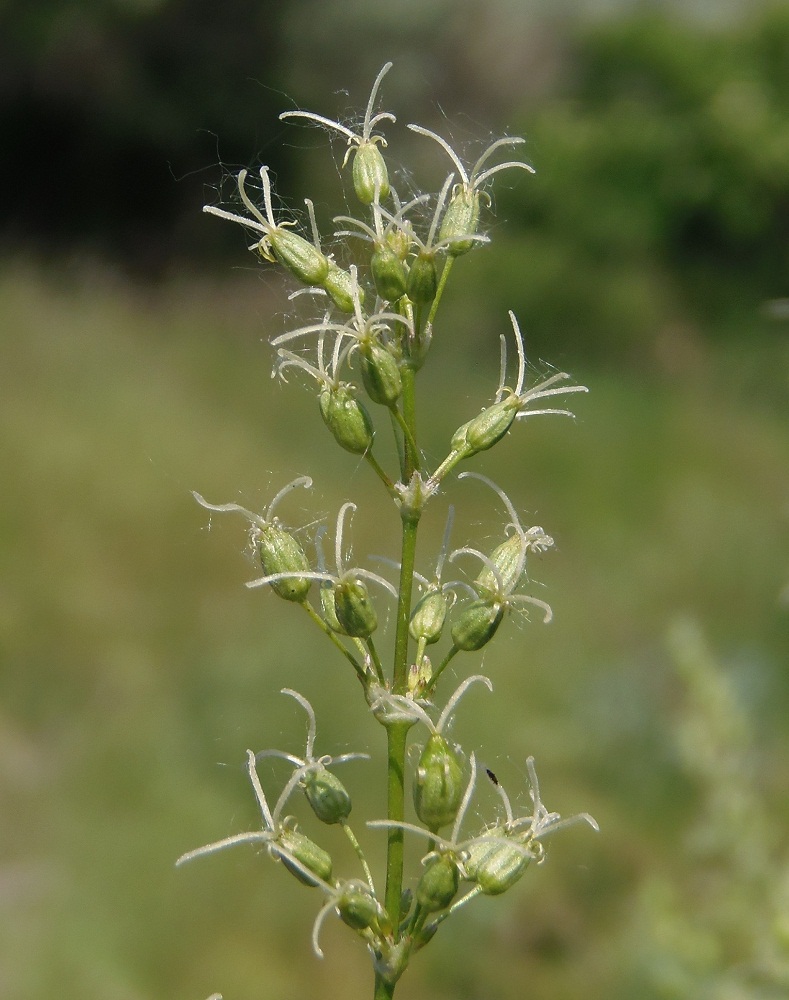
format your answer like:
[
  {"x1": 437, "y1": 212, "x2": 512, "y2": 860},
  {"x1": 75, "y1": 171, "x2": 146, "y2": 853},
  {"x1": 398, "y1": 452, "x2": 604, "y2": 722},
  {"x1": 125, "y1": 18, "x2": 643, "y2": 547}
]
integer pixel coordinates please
[{"x1": 2, "y1": 1, "x2": 788, "y2": 998}]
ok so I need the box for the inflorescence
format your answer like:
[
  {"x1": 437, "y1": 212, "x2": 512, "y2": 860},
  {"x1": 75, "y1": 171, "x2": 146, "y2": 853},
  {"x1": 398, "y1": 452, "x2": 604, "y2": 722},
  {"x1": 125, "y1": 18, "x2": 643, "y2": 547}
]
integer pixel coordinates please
[{"x1": 182, "y1": 63, "x2": 595, "y2": 996}]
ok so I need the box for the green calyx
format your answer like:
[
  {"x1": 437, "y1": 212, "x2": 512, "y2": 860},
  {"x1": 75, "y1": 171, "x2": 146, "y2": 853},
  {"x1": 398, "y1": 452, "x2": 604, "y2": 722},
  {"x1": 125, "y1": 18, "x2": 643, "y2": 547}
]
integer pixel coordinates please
[
  {"x1": 334, "y1": 578, "x2": 378, "y2": 638},
  {"x1": 337, "y1": 889, "x2": 381, "y2": 931},
  {"x1": 416, "y1": 855, "x2": 460, "y2": 913},
  {"x1": 406, "y1": 250, "x2": 438, "y2": 304},
  {"x1": 463, "y1": 835, "x2": 531, "y2": 896},
  {"x1": 413, "y1": 733, "x2": 464, "y2": 830},
  {"x1": 409, "y1": 589, "x2": 448, "y2": 645},
  {"x1": 319, "y1": 384, "x2": 375, "y2": 454},
  {"x1": 450, "y1": 599, "x2": 504, "y2": 651},
  {"x1": 451, "y1": 396, "x2": 519, "y2": 458},
  {"x1": 302, "y1": 764, "x2": 353, "y2": 825},
  {"x1": 371, "y1": 244, "x2": 408, "y2": 302},
  {"x1": 278, "y1": 829, "x2": 333, "y2": 887},
  {"x1": 257, "y1": 524, "x2": 312, "y2": 603},
  {"x1": 269, "y1": 228, "x2": 330, "y2": 287},
  {"x1": 475, "y1": 534, "x2": 524, "y2": 599},
  {"x1": 322, "y1": 262, "x2": 359, "y2": 313},
  {"x1": 439, "y1": 187, "x2": 481, "y2": 256},
  {"x1": 360, "y1": 339, "x2": 402, "y2": 407},
  {"x1": 352, "y1": 140, "x2": 390, "y2": 205}
]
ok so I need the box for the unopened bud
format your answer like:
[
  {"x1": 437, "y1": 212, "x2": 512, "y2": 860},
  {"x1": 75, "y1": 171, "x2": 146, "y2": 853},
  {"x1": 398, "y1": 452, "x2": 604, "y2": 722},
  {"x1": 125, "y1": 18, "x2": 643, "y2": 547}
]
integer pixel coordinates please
[
  {"x1": 278, "y1": 829, "x2": 333, "y2": 887},
  {"x1": 416, "y1": 855, "x2": 459, "y2": 913},
  {"x1": 268, "y1": 229, "x2": 329, "y2": 287},
  {"x1": 475, "y1": 534, "x2": 523, "y2": 599},
  {"x1": 406, "y1": 251, "x2": 438, "y2": 304},
  {"x1": 352, "y1": 141, "x2": 390, "y2": 205},
  {"x1": 322, "y1": 262, "x2": 359, "y2": 313},
  {"x1": 439, "y1": 187, "x2": 481, "y2": 256},
  {"x1": 334, "y1": 578, "x2": 378, "y2": 638},
  {"x1": 337, "y1": 889, "x2": 380, "y2": 931},
  {"x1": 360, "y1": 340, "x2": 402, "y2": 407},
  {"x1": 413, "y1": 733, "x2": 464, "y2": 831},
  {"x1": 371, "y1": 244, "x2": 408, "y2": 301},
  {"x1": 409, "y1": 590, "x2": 448, "y2": 646},
  {"x1": 450, "y1": 599, "x2": 504, "y2": 651},
  {"x1": 302, "y1": 765, "x2": 352, "y2": 825},
  {"x1": 258, "y1": 525, "x2": 312, "y2": 603},
  {"x1": 319, "y1": 385, "x2": 374, "y2": 454},
  {"x1": 464, "y1": 836, "x2": 530, "y2": 896}
]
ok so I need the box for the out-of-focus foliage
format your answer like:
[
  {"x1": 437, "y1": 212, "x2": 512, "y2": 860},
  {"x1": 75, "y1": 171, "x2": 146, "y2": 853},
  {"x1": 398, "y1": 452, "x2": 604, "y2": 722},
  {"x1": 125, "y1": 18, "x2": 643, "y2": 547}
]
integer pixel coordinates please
[
  {"x1": 0, "y1": 0, "x2": 291, "y2": 274},
  {"x1": 485, "y1": 9, "x2": 789, "y2": 357}
]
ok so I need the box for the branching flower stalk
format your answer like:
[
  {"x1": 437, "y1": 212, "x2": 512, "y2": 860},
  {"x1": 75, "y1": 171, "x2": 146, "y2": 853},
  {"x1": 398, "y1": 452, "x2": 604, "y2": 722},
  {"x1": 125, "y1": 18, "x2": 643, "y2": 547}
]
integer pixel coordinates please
[{"x1": 182, "y1": 65, "x2": 596, "y2": 1000}]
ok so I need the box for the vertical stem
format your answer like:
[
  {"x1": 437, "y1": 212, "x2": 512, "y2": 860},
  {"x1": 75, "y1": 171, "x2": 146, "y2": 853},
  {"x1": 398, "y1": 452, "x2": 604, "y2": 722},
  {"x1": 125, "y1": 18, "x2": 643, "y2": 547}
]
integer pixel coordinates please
[
  {"x1": 400, "y1": 368, "x2": 418, "y2": 479},
  {"x1": 374, "y1": 973, "x2": 396, "y2": 1000}
]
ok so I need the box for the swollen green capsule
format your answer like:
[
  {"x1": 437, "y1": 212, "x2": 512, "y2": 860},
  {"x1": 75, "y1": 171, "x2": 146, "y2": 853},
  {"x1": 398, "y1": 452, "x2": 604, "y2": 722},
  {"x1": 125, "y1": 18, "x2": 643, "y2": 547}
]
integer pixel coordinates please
[
  {"x1": 439, "y1": 187, "x2": 481, "y2": 256},
  {"x1": 416, "y1": 855, "x2": 459, "y2": 913},
  {"x1": 360, "y1": 340, "x2": 402, "y2": 407},
  {"x1": 406, "y1": 251, "x2": 438, "y2": 304},
  {"x1": 334, "y1": 578, "x2": 378, "y2": 638},
  {"x1": 302, "y1": 764, "x2": 352, "y2": 825},
  {"x1": 278, "y1": 829, "x2": 333, "y2": 887},
  {"x1": 322, "y1": 262, "x2": 360, "y2": 313},
  {"x1": 352, "y1": 141, "x2": 390, "y2": 204},
  {"x1": 450, "y1": 599, "x2": 504, "y2": 651},
  {"x1": 319, "y1": 384, "x2": 374, "y2": 454},
  {"x1": 463, "y1": 835, "x2": 531, "y2": 896},
  {"x1": 409, "y1": 589, "x2": 448, "y2": 646},
  {"x1": 257, "y1": 523, "x2": 312, "y2": 603},
  {"x1": 413, "y1": 733, "x2": 464, "y2": 831},
  {"x1": 371, "y1": 244, "x2": 407, "y2": 301},
  {"x1": 268, "y1": 228, "x2": 330, "y2": 287}
]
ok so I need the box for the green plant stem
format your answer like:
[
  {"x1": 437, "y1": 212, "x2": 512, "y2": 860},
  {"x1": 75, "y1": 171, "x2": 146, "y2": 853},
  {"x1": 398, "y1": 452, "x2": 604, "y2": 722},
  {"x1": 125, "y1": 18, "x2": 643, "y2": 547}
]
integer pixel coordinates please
[
  {"x1": 373, "y1": 972, "x2": 396, "y2": 1000},
  {"x1": 342, "y1": 820, "x2": 376, "y2": 893},
  {"x1": 391, "y1": 401, "x2": 420, "y2": 475},
  {"x1": 427, "y1": 255, "x2": 455, "y2": 327},
  {"x1": 367, "y1": 636, "x2": 386, "y2": 684},
  {"x1": 365, "y1": 450, "x2": 396, "y2": 495},
  {"x1": 428, "y1": 644, "x2": 459, "y2": 689},
  {"x1": 301, "y1": 601, "x2": 366, "y2": 682}
]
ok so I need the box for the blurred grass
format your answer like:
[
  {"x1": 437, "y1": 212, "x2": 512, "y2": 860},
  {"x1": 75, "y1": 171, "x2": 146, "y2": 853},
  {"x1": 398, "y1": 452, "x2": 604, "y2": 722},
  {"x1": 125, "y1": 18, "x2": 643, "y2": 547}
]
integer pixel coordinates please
[{"x1": 1, "y1": 261, "x2": 788, "y2": 1000}]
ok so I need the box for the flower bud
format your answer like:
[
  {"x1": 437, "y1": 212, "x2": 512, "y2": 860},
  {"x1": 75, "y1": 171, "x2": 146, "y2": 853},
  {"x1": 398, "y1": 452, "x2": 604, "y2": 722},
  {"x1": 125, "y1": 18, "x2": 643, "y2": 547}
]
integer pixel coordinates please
[
  {"x1": 463, "y1": 836, "x2": 530, "y2": 896},
  {"x1": 302, "y1": 764, "x2": 353, "y2": 825},
  {"x1": 257, "y1": 524, "x2": 312, "y2": 602},
  {"x1": 457, "y1": 397, "x2": 519, "y2": 457},
  {"x1": 386, "y1": 226, "x2": 411, "y2": 261},
  {"x1": 406, "y1": 251, "x2": 438, "y2": 304},
  {"x1": 371, "y1": 244, "x2": 407, "y2": 301},
  {"x1": 337, "y1": 889, "x2": 380, "y2": 931},
  {"x1": 450, "y1": 600, "x2": 504, "y2": 651},
  {"x1": 319, "y1": 385, "x2": 374, "y2": 454},
  {"x1": 268, "y1": 229, "x2": 330, "y2": 286},
  {"x1": 278, "y1": 829, "x2": 333, "y2": 886},
  {"x1": 409, "y1": 590, "x2": 448, "y2": 646},
  {"x1": 439, "y1": 187, "x2": 481, "y2": 256},
  {"x1": 334, "y1": 578, "x2": 378, "y2": 638},
  {"x1": 322, "y1": 262, "x2": 359, "y2": 313},
  {"x1": 352, "y1": 141, "x2": 390, "y2": 204},
  {"x1": 413, "y1": 733, "x2": 464, "y2": 830},
  {"x1": 320, "y1": 581, "x2": 344, "y2": 632},
  {"x1": 416, "y1": 856, "x2": 459, "y2": 913},
  {"x1": 360, "y1": 340, "x2": 402, "y2": 407},
  {"x1": 475, "y1": 534, "x2": 523, "y2": 599}
]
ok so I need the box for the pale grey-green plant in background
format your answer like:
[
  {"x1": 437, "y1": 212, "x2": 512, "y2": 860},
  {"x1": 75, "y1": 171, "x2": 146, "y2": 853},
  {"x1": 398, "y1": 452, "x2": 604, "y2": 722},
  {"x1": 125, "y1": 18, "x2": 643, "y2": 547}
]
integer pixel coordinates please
[{"x1": 178, "y1": 63, "x2": 597, "y2": 1000}]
